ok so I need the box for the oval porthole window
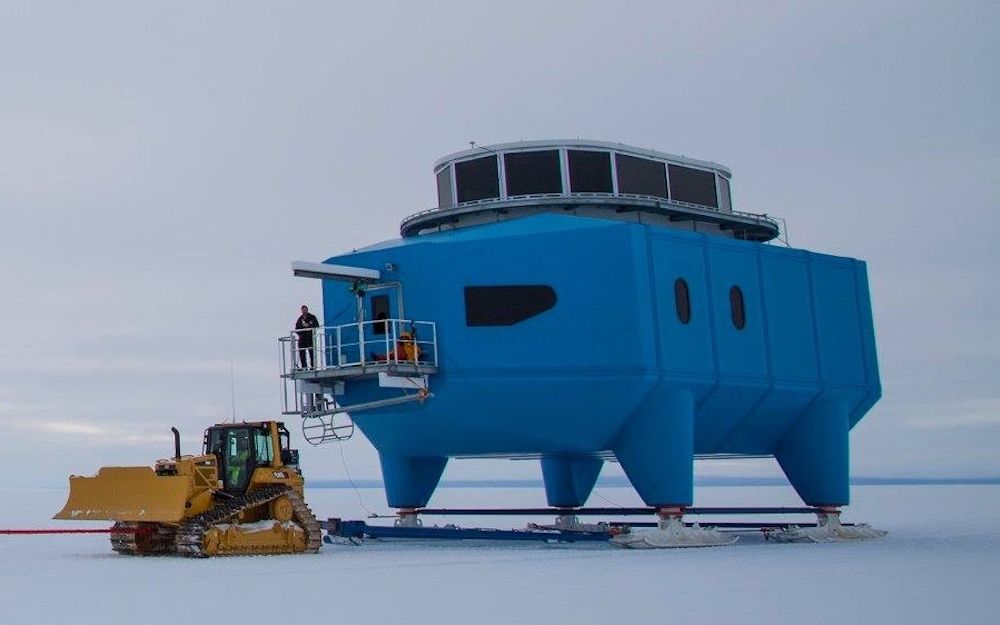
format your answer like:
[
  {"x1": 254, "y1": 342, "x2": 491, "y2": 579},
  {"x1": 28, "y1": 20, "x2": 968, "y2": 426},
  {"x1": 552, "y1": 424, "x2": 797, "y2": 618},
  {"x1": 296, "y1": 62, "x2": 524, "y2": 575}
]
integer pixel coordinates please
[
  {"x1": 730, "y1": 286, "x2": 746, "y2": 330},
  {"x1": 674, "y1": 278, "x2": 691, "y2": 324}
]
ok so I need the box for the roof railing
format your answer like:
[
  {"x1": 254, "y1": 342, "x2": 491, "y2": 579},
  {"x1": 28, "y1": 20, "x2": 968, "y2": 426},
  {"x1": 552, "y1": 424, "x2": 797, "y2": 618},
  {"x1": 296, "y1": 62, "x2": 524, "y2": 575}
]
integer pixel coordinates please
[{"x1": 400, "y1": 192, "x2": 782, "y2": 241}]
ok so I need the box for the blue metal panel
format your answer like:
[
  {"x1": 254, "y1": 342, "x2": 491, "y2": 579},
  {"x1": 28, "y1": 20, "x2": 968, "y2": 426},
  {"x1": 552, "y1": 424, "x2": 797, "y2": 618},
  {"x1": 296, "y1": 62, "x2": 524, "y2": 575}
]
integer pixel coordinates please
[
  {"x1": 849, "y1": 261, "x2": 882, "y2": 428},
  {"x1": 695, "y1": 382, "x2": 770, "y2": 452},
  {"x1": 759, "y1": 251, "x2": 819, "y2": 382},
  {"x1": 706, "y1": 244, "x2": 768, "y2": 378},
  {"x1": 308, "y1": 212, "x2": 880, "y2": 509},
  {"x1": 648, "y1": 233, "x2": 716, "y2": 376},
  {"x1": 720, "y1": 384, "x2": 820, "y2": 454},
  {"x1": 809, "y1": 258, "x2": 866, "y2": 386},
  {"x1": 353, "y1": 374, "x2": 649, "y2": 457}
]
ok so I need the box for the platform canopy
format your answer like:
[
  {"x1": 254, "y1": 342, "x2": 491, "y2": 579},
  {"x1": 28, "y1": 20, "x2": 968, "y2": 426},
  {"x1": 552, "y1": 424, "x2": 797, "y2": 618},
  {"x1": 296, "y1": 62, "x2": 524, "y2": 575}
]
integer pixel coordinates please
[{"x1": 291, "y1": 261, "x2": 381, "y2": 282}]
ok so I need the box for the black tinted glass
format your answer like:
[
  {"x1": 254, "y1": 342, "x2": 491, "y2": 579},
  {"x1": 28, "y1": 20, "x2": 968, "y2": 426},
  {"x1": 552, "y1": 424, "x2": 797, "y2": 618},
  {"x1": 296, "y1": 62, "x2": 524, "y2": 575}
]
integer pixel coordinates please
[
  {"x1": 615, "y1": 154, "x2": 667, "y2": 198},
  {"x1": 464, "y1": 286, "x2": 557, "y2": 326},
  {"x1": 504, "y1": 150, "x2": 562, "y2": 196},
  {"x1": 674, "y1": 278, "x2": 691, "y2": 324},
  {"x1": 669, "y1": 164, "x2": 718, "y2": 208},
  {"x1": 717, "y1": 175, "x2": 731, "y2": 211},
  {"x1": 455, "y1": 155, "x2": 500, "y2": 203},
  {"x1": 568, "y1": 150, "x2": 613, "y2": 193},
  {"x1": 436, "y1": 167, "x2": 454, "y2": 208},
  {"x1": 730, "y1": 286, "x2": 746, "y2": 330},
  {"x1": 371, "y1": 295, "x2": 389, "y2": 335}
]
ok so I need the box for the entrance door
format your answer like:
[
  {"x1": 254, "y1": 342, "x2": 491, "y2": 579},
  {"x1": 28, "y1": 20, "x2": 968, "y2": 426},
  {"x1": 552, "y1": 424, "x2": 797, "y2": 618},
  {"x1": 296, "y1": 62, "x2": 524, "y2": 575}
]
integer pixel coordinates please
[
  {"x1": 364, "y1": 285, "x2": 403, "y2": 360},
  {"x1": 222, "y1": 428, "x2": 253, "y2": 492},
  {"x1": 371, "y1": 293, "x2": 391, "y2": 336}
]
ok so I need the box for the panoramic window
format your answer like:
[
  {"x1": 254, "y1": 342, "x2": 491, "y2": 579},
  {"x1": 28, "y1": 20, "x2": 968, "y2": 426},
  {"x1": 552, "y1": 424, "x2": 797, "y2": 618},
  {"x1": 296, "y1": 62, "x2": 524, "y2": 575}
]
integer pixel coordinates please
[
  {"x1": 455, "y1": 155, "x2": 500, "y2": 203},
  {"x1": 674, "y1": 278, "x2": 691, "y2": 324},
  {"x1": 504, "y1": 150, "x2": 562, "y2": 196},
  {"x1": 717, "y1": 175, "x2": 732, "y2": 211},
  {"x1": 615, "y1": 154, "x2": 668, "y2": 198},
  {"x1": 568, "y1": 150, "x2": 613, "y2": 193},
  {"x1": 668, "y1": 164, "x2": 718, "y2": 208},
  {"x1": 436, "y1": 166, "x2": 454, "y2": 208},
  {"x1": 730, "y1": 286, "x2": 746, "y2": 330},
  {"x1": 464, "y1": 285, "x2": 557, "y2": 326}
]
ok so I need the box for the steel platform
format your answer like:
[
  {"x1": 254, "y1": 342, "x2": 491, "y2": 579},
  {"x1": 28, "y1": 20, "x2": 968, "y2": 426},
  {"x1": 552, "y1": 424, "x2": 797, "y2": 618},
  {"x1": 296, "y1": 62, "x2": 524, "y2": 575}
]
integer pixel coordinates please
[{"x1": 321, "y1": 506, "x2": 837, "y2": 544}]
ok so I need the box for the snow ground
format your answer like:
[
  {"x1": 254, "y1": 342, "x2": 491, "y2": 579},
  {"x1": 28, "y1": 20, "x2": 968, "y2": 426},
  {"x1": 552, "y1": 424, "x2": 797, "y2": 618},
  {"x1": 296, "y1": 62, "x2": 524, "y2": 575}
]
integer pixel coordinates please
[{"x1": 1, "y1": 484, "x2": 997, "y2": 625}]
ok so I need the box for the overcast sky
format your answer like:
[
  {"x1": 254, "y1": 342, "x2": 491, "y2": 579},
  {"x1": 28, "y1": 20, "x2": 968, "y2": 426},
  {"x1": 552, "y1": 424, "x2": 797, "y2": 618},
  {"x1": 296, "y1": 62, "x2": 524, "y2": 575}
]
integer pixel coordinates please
[{"x1": 0, "y1": 1, "x2": 996, "y2": 492}]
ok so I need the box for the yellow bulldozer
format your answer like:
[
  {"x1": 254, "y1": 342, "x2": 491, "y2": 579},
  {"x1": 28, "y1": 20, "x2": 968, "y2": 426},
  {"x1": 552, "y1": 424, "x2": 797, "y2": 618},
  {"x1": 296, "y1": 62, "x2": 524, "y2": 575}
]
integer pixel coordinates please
[{"x1": 54, "y1": 420, "x2": 322, "y2": 557}]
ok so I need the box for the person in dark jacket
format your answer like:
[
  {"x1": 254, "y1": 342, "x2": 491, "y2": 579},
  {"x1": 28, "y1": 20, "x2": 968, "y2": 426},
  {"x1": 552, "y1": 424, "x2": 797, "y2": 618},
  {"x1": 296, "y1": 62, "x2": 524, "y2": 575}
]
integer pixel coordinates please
[{"x1": 295, "y1": 305, "x2": 320, "y2": 369}]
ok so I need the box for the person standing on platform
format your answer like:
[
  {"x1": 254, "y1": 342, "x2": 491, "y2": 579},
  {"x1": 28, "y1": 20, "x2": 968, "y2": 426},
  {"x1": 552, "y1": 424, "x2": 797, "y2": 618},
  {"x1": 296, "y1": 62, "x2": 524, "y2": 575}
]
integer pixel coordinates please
[{"x1": 295, "y1": 305, "x2": 320, "y2": 369}]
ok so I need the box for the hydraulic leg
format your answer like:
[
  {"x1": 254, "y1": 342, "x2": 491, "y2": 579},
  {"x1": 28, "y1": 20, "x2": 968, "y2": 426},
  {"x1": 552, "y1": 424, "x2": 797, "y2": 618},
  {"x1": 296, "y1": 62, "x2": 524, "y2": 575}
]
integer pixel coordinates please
[
  {"x1": 611, "y1": 388, "x2": 734, "y2": 548},
  {"x1": 541, "y1": 456, "x2": 603, "y2": 507},
  {"x1": 775, "y1": 397, "x2": 850, "y2": 507},
  {"x1": 379, "y1": 455, "x2": 448, "y2": 509},
  {"x1": 614, "y1": 388, "x2": 695, "y2": 507}
]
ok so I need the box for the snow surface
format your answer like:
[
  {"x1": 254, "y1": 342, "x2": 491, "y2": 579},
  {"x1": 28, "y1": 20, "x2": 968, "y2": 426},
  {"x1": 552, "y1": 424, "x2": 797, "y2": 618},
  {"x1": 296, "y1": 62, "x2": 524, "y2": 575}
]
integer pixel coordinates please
[{"x1": 1, "y1": 484, "x2": 997, "y2": 625}]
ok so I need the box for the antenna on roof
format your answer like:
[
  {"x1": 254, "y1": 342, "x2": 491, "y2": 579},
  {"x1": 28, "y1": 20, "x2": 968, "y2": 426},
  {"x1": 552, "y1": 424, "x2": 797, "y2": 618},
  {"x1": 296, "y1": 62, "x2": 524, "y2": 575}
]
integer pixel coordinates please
[
  {"x1": 468, "y1": 141, "x2": 498, "y2": 155},
  {"x1": 229, "y1": 359, "x2": 237, "y2": 423}
]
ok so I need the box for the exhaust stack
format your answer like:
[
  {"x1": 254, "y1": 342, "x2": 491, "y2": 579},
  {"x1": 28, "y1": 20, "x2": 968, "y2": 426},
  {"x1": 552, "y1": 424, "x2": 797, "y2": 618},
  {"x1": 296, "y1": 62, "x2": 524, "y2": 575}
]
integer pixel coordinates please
[{"x1": 171, "y1": 427, "x2": 181, "y2": 459}]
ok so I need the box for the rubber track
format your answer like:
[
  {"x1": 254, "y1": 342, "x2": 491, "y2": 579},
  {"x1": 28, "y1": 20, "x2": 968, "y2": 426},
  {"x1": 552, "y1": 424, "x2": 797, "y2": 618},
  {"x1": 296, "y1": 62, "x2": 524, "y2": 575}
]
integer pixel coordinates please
[{"x1": 174, "y1": 485, "x2": 321, "y2": 557}]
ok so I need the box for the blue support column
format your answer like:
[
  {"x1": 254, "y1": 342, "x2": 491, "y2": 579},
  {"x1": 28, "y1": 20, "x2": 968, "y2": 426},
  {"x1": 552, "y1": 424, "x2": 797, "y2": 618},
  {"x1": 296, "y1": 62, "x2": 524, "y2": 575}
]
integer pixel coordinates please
[
  {"x1": 541, "y1": 457, "x2": 603, "y2": 507},
  {"x1": 775, "y1": 397, "x2": 850, "y2": 507},
  {"x1": 378, "y1": 455, "x2": 448, "y2": 508},
  {"x1": 614, "y1": 388, "x2": 695, "y2": 507}
]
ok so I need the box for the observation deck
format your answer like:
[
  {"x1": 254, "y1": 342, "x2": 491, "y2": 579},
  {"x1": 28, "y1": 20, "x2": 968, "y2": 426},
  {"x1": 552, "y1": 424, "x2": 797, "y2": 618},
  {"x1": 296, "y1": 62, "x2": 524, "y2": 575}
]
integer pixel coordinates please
[
  {"x1": 402, "y1": 140, "x2": 781, "y2": 242},
  {"x1": 278, "y1": 319, "x2": 439, "y2": 433}
]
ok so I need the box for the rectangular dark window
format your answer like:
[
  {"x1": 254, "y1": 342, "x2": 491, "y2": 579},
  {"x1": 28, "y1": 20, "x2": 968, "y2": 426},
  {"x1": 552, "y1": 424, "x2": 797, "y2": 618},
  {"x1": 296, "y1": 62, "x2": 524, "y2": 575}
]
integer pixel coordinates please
[
  {"x1": 668, "y1": 164, "x2": 718, "y2": 208},
  {"x1": 436, "y1": 166, "x2": 454, "y2": 208},
  {"x1": 455, "y1": 155, "x2": 500, "y2": 203},
  {"x1": 504, "y1": 150, "x2": 562, "y2": 196},
  {"x1": 568, "y1": 150, "x2": 613, "y2": 193},
  {"x1": 371, "y1": 295, "x2": 390, "y2": 335},
  {"x1": 464, "y1": 285, "x2": 557, "y2": 326},
  {"x1": 718, "y1": 175, "x2": 731, "y2": 211},
  {"x1": 615, "y1": 154, "x2": 668, "y2": 198}
]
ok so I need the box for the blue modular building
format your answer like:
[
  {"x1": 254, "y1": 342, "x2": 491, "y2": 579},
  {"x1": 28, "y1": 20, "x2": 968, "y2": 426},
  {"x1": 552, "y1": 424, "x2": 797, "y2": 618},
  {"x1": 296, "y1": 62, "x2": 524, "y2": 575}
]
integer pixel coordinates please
[{"x1": 282, "y1": 140, "x2": 880, "y2": 520}]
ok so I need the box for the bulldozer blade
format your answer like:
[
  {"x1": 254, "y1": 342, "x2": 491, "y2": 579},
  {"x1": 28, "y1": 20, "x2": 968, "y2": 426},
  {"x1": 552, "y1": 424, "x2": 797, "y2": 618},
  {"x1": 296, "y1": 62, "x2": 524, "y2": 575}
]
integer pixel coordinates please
[{"x1": 53, "y1": 467, "x2": 191, "y2": 523}]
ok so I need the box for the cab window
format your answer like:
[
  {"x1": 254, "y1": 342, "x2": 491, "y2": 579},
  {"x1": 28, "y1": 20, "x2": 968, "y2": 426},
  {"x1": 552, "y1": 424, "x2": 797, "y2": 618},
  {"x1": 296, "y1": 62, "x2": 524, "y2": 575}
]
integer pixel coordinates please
[
  {"x1": 254, "y1": 429, "x2": 274, "y2": 465},
  {"x1": 224, "y1": 429, "x2": 252, "y2": 491}
]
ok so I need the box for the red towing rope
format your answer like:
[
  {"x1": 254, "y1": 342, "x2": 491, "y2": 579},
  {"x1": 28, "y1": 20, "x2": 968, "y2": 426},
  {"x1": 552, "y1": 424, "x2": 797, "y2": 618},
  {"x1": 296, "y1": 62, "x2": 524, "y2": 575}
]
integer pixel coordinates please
[
  {"x1": 1, "y1": 528, "x2": 111, "y2": 535},
  {"x1": 0, "y1": 527, "x2": 134, "y2": 535}
]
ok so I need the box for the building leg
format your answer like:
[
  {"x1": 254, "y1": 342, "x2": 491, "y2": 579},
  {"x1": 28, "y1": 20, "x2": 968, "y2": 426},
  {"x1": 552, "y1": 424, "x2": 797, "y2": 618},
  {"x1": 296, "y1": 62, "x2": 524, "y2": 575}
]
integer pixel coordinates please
[
  {"x1": 775, "y1": 397, "x2": 850, "y2": 507},
  {"x1": 611, "y1": 388, "x2": 735, "y2": 548},
  {"x1": 379, "y1": 455, "x2": 448, "y2": 509},
  {"x1": 541, "y1": 456, "x2": 603, "y2": 507},
  {"x1": 614, "y1": 388, "x2": 695, "y2": 507},
  {"x1": 539, "y1": 456, "x2": 604, "y2": 531}
]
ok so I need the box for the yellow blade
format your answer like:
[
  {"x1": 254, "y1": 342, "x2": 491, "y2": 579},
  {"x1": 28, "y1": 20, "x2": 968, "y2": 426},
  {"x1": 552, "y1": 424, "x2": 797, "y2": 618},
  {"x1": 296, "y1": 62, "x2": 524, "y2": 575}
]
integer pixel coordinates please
[{"x1": 53, "y1": 466, "x2": 191, "y2": 523}]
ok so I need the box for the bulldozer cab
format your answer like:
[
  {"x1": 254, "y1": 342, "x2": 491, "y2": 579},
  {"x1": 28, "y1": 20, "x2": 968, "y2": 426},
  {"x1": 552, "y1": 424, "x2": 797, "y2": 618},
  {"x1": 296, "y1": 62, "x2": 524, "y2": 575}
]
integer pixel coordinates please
[{"x1": 204, "y1": 423, "x2": 289, "y2": 493}]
